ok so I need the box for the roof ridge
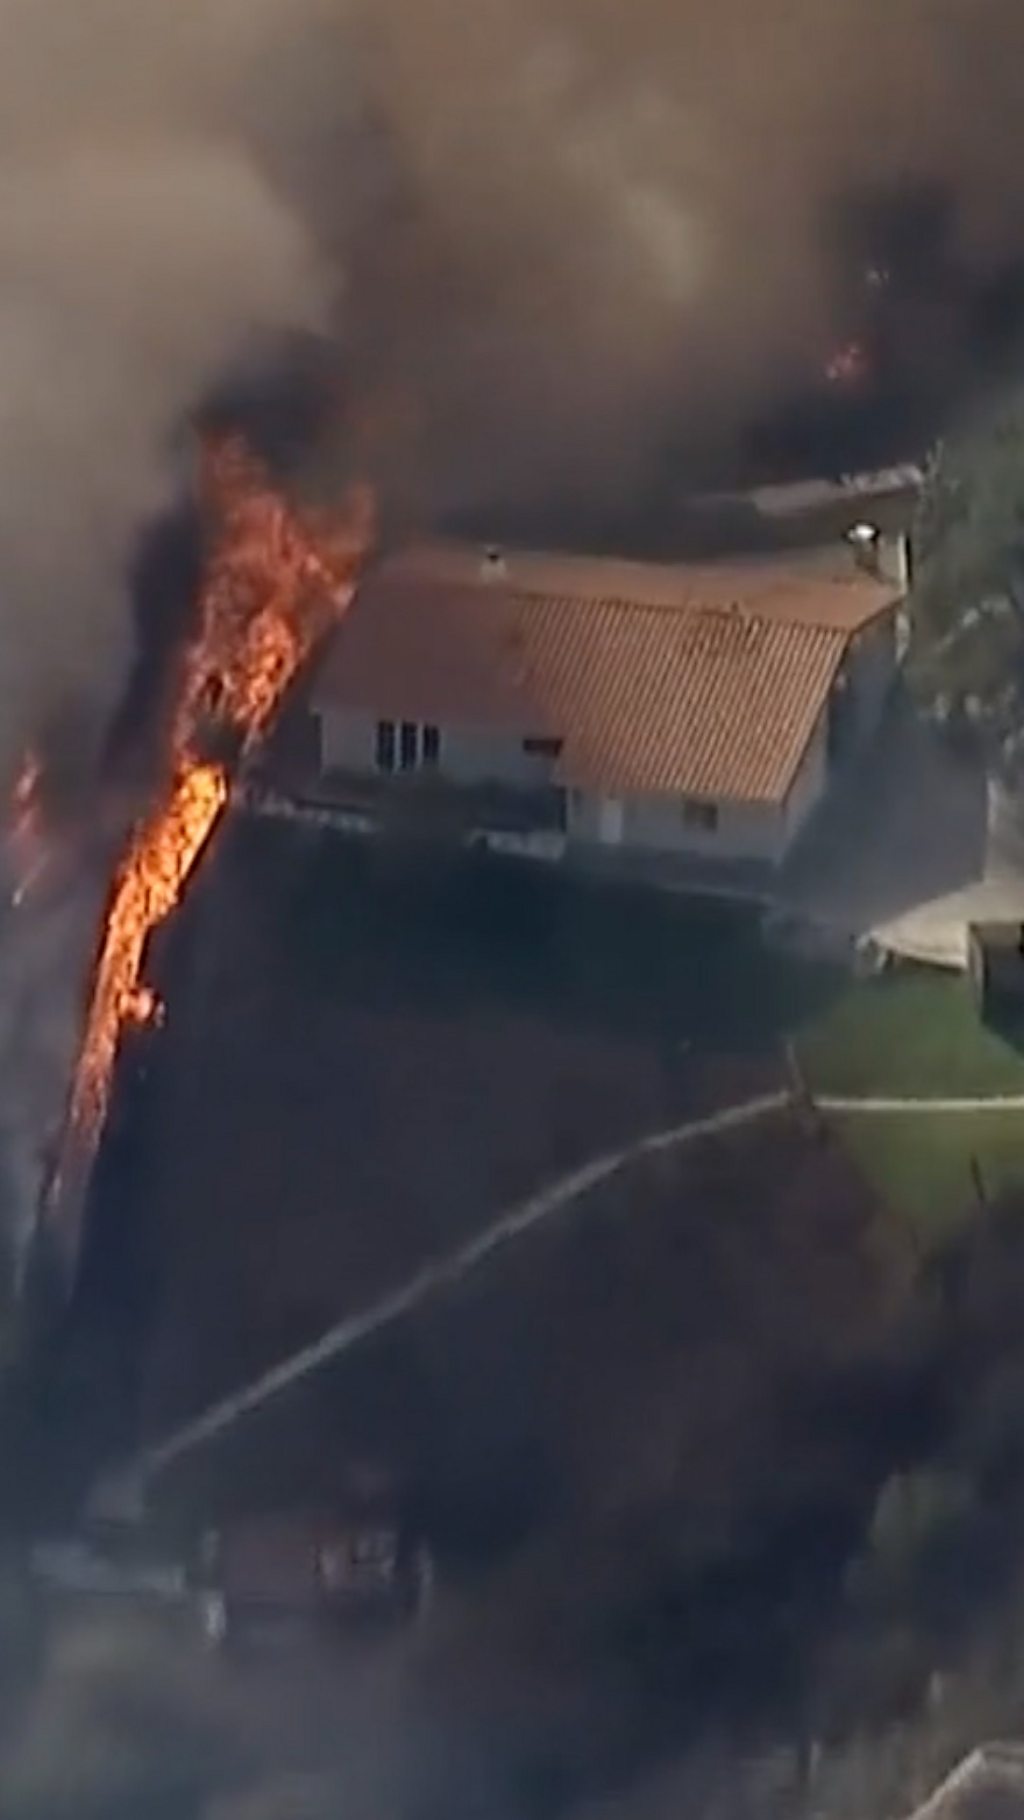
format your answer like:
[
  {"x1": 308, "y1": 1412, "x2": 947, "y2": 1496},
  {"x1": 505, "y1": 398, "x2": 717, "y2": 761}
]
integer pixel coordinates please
[
  {"x1": 395, "y1": 570, "x2": 869, "y2": 633},
  {"x1": 317, "y1": 556, "x2": 896, "y2": 804}
]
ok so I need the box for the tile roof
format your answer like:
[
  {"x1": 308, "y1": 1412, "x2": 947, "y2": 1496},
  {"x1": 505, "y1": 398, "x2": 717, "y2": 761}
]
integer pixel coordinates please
[{"x1": 313, "y1": 543, "x2": 898, "y2": 805}]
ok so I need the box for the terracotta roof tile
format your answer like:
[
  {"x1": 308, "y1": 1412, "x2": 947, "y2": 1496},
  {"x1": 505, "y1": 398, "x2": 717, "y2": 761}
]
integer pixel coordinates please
[{"x1": 313, "y1": 545, "x2": 897, "y2": 804}]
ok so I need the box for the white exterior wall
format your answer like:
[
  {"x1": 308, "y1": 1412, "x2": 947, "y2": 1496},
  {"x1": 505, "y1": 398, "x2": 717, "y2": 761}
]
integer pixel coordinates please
[
  {"x1": 318, "y1": 707, "x2": 551, "y2": 787},
  {"x1": 320, "y1": 707, "x2": 376, "y2": 771},
  {"x1": 846, "y1": 614, "x2": 897, "y2": 742},
  {"x1": 783, "y1": 711, "x2": 829, "y2": 847},
  {"x1": 628, "y1": 793, "x2": 786, "y2": 862},
  {"x1": 566, "y1": 791, "x2": 604, "y2": 845},
  {"x1": 320, "y1": 680, "x2": 847, "y2": 869},
  {"x1": 566, "y1": 788, "x2": 787, "y2": 863},
  {"x1": 430, "y1": 726, "x2": 549, "y2": 787}
]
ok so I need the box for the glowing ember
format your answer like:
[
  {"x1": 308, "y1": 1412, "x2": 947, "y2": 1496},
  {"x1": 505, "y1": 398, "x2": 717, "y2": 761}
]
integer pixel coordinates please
[
  {"x1": 9, "y1": 747, "x2": 47, "y2": 907},
  {"x1": 121, "y1": 983, "x2": 165, "y2": 1030},
  {"x1": 58, "y1": 434, "x2": 373, "y2": 1175},
  {"x1": 825, "y1": 338, "x2": 872, "y2": 389},
  {"x1": 13, "y1": 748, "x2": 40, "y2": 817}
]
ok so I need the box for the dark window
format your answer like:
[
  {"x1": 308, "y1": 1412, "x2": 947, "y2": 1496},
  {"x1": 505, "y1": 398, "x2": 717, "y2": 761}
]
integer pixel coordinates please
[
  {"x1": 682, "y1": 798, "x2": 718, "y2": 833},
  {"x1": 399, "y1": 721, "x2": 418, "y2": 770},
  {"x1": 522, "y1": 736, "x2": 563, "y2": 758},
  {"x1": 375, "y1": 720, "x2": 396, "y2": 773},
  {"x1": 422, "y1": 724, "x2": 441, "y2": 768}
]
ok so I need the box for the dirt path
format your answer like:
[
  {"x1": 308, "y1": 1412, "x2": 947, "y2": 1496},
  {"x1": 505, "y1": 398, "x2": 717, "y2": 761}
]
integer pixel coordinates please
[
  {"x1": 134, "y1": 1092, "x2": 789, "y2": 1483},
  {"x1": 116, "y1": 1086, "x2": 1024, "y2": 1493}
]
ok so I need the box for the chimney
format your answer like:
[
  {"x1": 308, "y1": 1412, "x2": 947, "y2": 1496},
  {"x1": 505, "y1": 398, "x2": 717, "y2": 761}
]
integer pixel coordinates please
[
  {"x1": 883, "y1": 531, "x2": 912, "y2": 594},
  {"x1": 480, "y1": 545, "x2": 508, "y2": 582},
  {"x1": 846, "y1": 521, "x2": 882, "y2": 577},
  {"x1": 845, "y1": 523, "x2": 910, "y2": 592}
]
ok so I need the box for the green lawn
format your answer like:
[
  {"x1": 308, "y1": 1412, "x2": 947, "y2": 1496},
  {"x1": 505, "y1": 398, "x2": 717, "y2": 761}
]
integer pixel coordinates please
[
  {"x1": 834, "y1": 1109, "x2": 1024, "y2": 1250},
  {"x1": 795, "y1": 970, "x2": 1024, "y2": 1099},
  {"x1": 795, "y1": 969, "x2": 1024, "y2": 1237}
]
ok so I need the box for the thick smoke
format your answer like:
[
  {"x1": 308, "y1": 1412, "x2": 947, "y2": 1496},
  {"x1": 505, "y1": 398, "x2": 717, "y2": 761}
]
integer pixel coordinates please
[
  {"x1": 0, "y1": 1, "x2": 1020, "y2": 1236},
  {"x1": 327, "y1": 0, "x2": 1024, "y2": 513},
  {"x1": 0, "y1": 0, "x2": 339, "y2": 1263},
  {"x1": 0, "y1": 2, "x2": 339, "y2": 784},
  {"x1": 0, "y1": 0, "x2": 1021, "y2": 1264},
  {"x1": 3, "y1": 6, "x2": 1024, "y2": 1811},
  {"x1": 4, "y1": 0, "x2": 1024, "y2": 758}
]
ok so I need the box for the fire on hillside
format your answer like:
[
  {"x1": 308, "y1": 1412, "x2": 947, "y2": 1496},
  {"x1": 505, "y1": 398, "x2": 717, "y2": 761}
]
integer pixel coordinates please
[{"x1": 36, "y1": 436, "x2": 374, "y2": 1279}]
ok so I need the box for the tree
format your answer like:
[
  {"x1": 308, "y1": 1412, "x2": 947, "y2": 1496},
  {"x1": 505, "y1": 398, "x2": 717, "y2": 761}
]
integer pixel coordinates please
[
  {"x1": 911, "y1": 392, "x2": 1024, "y2": 756},
  {"x1": 915, "y1": 392, "x2": 1024, "y2": 637},
  {"x1": 845, "y1": 1469, "x2": 980, "y2": 1618}
]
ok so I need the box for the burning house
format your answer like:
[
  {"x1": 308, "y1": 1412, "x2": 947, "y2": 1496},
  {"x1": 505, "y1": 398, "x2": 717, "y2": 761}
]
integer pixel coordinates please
[
  {"x1": 32, "y1": 439, "x2": 373, "y2": 1294},
  {"x1": 290, "y1": 533, "x2": 905, "y2": 879}
]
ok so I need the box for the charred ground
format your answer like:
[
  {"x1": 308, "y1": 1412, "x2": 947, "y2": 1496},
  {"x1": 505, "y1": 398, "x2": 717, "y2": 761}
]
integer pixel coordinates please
[{"x1": 16, "y1": 812, "x2": 1024, "y2": 1819}]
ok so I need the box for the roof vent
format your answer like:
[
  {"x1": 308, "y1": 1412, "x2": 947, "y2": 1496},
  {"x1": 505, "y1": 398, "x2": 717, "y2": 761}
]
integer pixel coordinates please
[{"x1": 480, "y1": 546, "x2": 508, "y2": 582}]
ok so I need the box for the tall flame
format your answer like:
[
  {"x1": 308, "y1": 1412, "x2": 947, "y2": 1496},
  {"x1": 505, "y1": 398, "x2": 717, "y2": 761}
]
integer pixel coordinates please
[{"x1": 57, "y1": 434, "x2": 373, "y2": 1179}]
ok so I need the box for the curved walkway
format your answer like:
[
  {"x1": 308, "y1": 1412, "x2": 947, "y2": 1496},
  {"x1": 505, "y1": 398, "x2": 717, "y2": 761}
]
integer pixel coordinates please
[
  {"x1": 123, "y1": 1085, "x2": 1024, "y2": 1491},
  {"x1": 138, "y1": 1091, "x2": 788, "y2": 1481},
  {"x1": 818, "y1": 1092, "x2": 1024, "y2": 1113}
]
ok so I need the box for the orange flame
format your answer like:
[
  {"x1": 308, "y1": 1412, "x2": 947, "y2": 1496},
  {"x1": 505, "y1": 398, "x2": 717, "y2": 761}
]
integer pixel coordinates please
[{"x1": 59, "y1": 434, "x2": 373, "y2": 1170}]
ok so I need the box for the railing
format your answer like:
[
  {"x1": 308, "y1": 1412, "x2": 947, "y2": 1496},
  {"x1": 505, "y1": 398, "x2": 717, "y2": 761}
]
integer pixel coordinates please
[
  {"x1": 320, "y1": 769, "x2": 566, "y2": 832},
  {"x1": 246, "y1": 759, "x2": 565, "y2": 830},
  {"x1": 238, "y1": 768, "x2": 569, "y2": 861}
]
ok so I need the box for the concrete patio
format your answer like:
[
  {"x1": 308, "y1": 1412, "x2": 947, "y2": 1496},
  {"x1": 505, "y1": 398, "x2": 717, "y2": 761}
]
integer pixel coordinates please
[{"x1": 781, "y1": 695, "x2": 1024, "y2": 968}]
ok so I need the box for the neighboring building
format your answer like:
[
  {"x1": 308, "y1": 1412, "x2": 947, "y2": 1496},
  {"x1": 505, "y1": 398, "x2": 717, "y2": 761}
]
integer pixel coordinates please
[
  {"x1": 677, "y1": 462, "x2": 923, "y2": 560},
  {"x1": 902, "y1": 1744, "x2": 1024, "y2": 1820},
  {"x1": 293, "y1": 537, "x2": 904, "y2": 877},
  {"x1": 968, "y1": 922, "x2": 1024, "y2": 1023}
]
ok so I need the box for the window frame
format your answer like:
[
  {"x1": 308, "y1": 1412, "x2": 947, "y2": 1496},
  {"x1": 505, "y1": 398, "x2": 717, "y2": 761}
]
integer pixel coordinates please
[
  {"x1": 681, "y1": 797, "x2": 719, "y2": 834},
  {"x1": 399, "y1": 721, "x2": 418, "y2": 771},
  {"x1": 375, "y1": 719, "x2": 396, "y2": 773}
]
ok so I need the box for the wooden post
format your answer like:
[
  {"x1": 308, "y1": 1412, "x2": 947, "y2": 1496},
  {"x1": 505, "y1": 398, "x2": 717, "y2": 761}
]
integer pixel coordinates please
[{"x1": 785, "y1": 1039, "x2": 823, "y2": 1139}]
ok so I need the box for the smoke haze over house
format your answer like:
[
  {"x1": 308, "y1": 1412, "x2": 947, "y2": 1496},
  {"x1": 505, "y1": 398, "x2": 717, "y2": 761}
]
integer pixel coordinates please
[
  {"x1": 331, "y1": 0, "x2": 1024, "y2": 513},
  {"x1": 0, "y1": 0, "x2": 1023, "y2": 1261},
  {"x1": 0, "y1": 0, "x2": 1024, "y2": 771}
]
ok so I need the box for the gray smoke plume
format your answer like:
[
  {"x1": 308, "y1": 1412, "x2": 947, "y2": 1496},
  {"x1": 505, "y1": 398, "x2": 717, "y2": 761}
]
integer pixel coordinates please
[
  {"x1": 4, "y1": 0, "x2": 1024, "y2": 767},
  {"x1": 0, "y1": 1, "x2": 339, "y2": 1267},
  {"x1": 0, "y1": 4, "x2": 337, "y2": 783},
  {"x1": 1, "y1": 0, "x2": 1024, "y2": 1262},
  {"x1": 330, "y1": 0, "x2": 1024, "y2": 513}
]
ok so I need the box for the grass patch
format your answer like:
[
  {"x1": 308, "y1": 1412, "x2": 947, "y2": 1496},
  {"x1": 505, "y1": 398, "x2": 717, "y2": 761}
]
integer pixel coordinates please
[
  {"x1": 834, "y1": 1109, "x2": 1024, "y2": 1249},
  {"x1": 797, "y1": 970, "x2": 1024, "y2": 1099},
  {"x1": 803, "y1": 973, "x2": 1024, "y2": 1240}
]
